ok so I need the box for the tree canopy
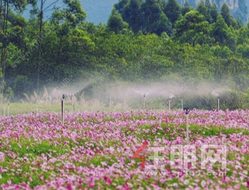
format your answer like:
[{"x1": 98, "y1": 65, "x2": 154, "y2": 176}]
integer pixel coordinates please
[{"x1": 1, "y1": 0, "x2": 249, "y2": 109}]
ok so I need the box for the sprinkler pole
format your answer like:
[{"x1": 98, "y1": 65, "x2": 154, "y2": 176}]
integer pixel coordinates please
[
  {"x1": 212, "y1": 91, "x2": 220, "y2": 111},
  {"x1": 61, "y1": 94, "x2": 65, "y2": 125},
  {"x1": 217, "y1": 95, "x2": 220, "y2": 111},
  {"x1": 187, "y1": 114, "x2": 189, "y2": 143},
  {"x1": 181, "y1": 99, "x2": 183, "y2": 110},
  {"x1": 168, "y1": 99, "x2": 171, "y2": 111},
  {"x1": 168, "y1": 94, "x2": 174, "y2": 111},
  {"x1": 143, "y1": 94, "x2": 146, "y2": 109},
  {"x1": 184, "y1": 108, "x2": 190, "y2": 144}
]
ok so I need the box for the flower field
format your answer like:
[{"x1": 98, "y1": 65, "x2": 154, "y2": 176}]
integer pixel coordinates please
[{"x1": 0, "y1": 110, "x2": 248, "y2": 189}]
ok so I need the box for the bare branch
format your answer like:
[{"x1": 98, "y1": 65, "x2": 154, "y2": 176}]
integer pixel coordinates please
[{"x1": 43, "y1": 0, "x2": 60, "y2": 11}]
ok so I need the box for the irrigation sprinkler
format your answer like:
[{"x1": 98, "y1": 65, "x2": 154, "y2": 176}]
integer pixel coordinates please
[
  {"x1": 212, "y1": 91, "x2": 220, "y2": 111},
  {"x1": 181, "y1": 99, "x2": 183, "y2": 110},
  {"x1": 61, "y1": 94, "x2": 65, "y2": 125},
  {"x1": 217, "y1": 95, "x2": 220, "y2": 111},
  {"x1": 184, "y1": 108, "x2": 190, "y2": 144},
  {"x1": 133, "y1": 90, "x2": 149, "y2": 110},
  {"x1": 168, "y1": 99, "x2": 170, "y2": 111},
  {"x1": 168, "y1": 94, "x2": 174, "y2": 111}
]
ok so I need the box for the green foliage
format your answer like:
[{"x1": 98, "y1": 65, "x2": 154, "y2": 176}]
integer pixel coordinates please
[
  {"x1": 233, "y1": 0, "x2": 248, "y2": 25},
  {"x1": 210, "y1": 2, "x2": 218, "y2": 22},
  {"x1": 164, "y1": 0, "x2": 182, "y2": 24},
  {"x1": 152, "y1": 12, "x2": 172, "y2": 36},
  {"x1": 221, "y1": 3, "x2": 237, "y2": 28},
  {"x1": 175, "y1": 10, "x2": 211, "y2": 46},
  {"x1": 14, "y1": 75, "x2": 30, "y2": 97},
  {"x1": 182, "y1": 1, "x2": 193, "y2": 16},
  {"x1": 3, "y1": 87, "x2": 14, "y2": 102},
  {"x1": 107, "y1": 8, "x2": 129, "y2": 34},
  {"x1": 1, "y1": 0, "x2": 249, "y2": 110},
  {"x1": 122, "y1": 0, "x2": 143, "y2": 33},
  {"x1": 211, "y1": 14, "x2": 230, "y2": 47}
]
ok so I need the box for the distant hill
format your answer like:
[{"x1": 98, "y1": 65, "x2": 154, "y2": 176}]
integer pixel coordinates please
[{"x1": 178, "y1": 0, "x2": 249, "y2": 24}]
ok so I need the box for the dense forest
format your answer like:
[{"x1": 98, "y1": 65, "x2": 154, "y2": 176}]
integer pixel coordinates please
[
  {"x1": 1, "y1": 0, "x2": 249, "y2": 109},
  {"x1": 72, "y1": 0, "x2": 249, "y2": 25}
]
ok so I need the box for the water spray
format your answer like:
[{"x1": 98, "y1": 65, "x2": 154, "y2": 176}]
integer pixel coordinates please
[{"x1": 184, "y1": 108, "x2": 190, "y2": 144}]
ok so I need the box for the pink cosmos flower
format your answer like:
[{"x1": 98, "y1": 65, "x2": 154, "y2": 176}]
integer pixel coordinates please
[
  {"x1": 66, "y1": 184, "x2": 72, "y2": 190},
  {"x1": 88, "y1": 182, "x2": 95, "y2": 188}
]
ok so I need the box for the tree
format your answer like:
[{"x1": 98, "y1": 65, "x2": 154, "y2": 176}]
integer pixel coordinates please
[
  {"x1": 49, "y1": 0, "x2": 87, "y2": 81},
  {"x1": 211, "y1": 14, "x2": 235, "y2": 51},
  {"x1": 221, "y1": 3, "x2": 237, "y2": 28},
  {"x1": 204, "y1": 0, "x2": 212, "y2": 8},
  {"x1": 107, "y1": 8, "x2": 129, "y2": 34},
  {"x1": 233, "y1": 0, "x2": 248, "y2": 25},
  {"x1": 122, "y1": 0, "x2": 143, "y2": 33},
  {"x1": 237, "y1": 43, "x2": 249, "y2": 59},
  {"x1": 114, "y1": 0, "x2": 129, "y2": 14},
  {"x1": 196, "y1": 0, "x2": 215, "y2": 23},
  {"x1": 164, "y1": 0, "x2": 181, "y2": 24},
  {"x1": 210, "y1": 2, "x2": 218, "y2": 23},
  {"x1": 181, "y1": 1, "x2": 193, "y2": 16},
  {"x1": 211, "y1": 14, "x2": 228, "y2": 46},
  {"x1": 0, "y1": 0, "x2": 28, "y2": 101},
  {"x1": 153, "y1": 12, "x2": 172, "y2": 36},
  {"x1": 140, "y1": 0, "x2": 164, "y2": 33},
  {"x1": 196, "y1": 0, "x2": 207, "y2": 18},
  {"x1": 236, "y1": 27, "x2": 249, "y2": 45},
  {"x1": 29, "y1": 0, "x2": 60, "y2": 91},
  {"x1": 175, "y1": 10, "x2": 210, "y2": 46}
]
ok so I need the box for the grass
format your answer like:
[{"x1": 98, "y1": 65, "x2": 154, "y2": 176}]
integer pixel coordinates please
[{"x1": 0, "y1": 103, "x2": 127, "y2": 116}]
